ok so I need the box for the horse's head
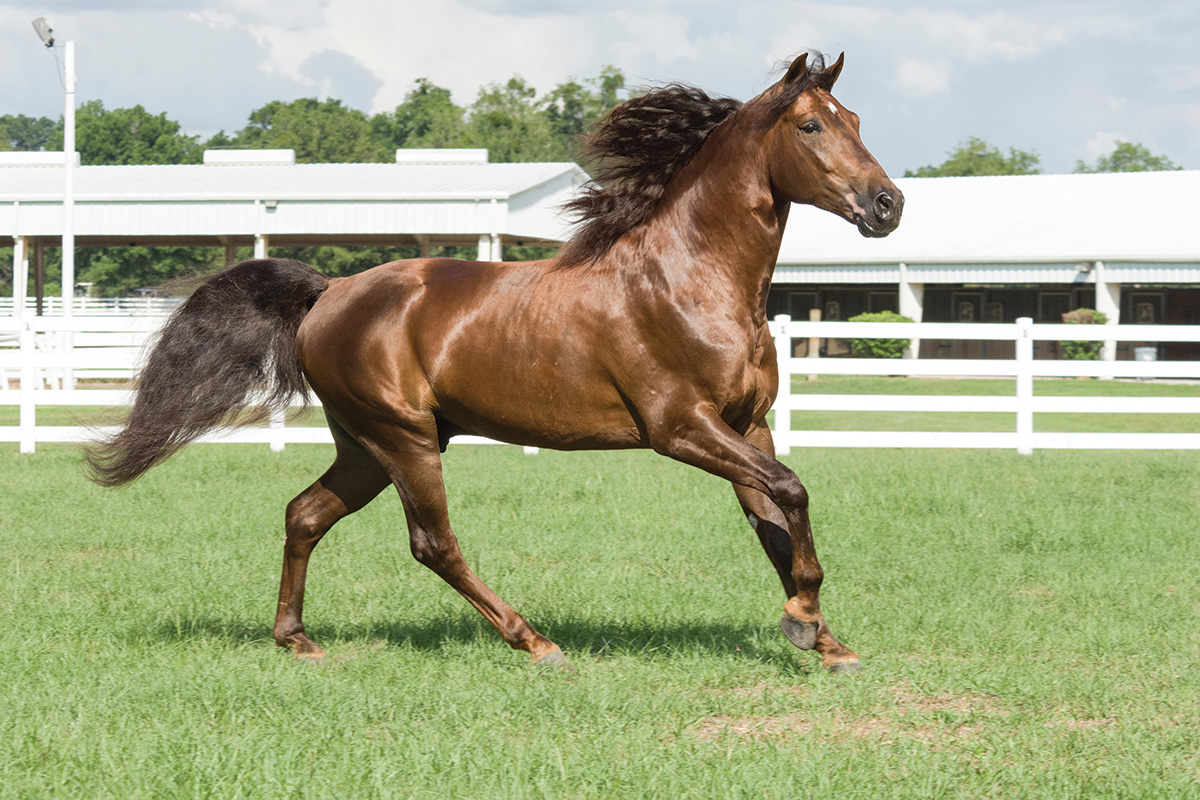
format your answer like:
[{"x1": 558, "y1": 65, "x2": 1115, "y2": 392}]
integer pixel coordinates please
[{"x1": 762, "y1": 52, "x2": 902, "y2": 238}]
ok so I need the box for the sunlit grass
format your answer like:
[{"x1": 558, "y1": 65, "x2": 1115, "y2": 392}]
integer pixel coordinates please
[{"x1": 2, "y1": 444, "x2": 1199, "y2": 798}]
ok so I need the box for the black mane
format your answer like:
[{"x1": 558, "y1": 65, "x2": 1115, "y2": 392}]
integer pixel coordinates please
[
  {"x1": 557, "y1": 53, "x2": 830, "y2": 267},
  {"x1": 557, "y1": 85, "x2": 742, "y2": 266}
]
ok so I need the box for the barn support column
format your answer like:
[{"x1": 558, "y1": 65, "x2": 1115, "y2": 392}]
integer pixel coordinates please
[
  {"x1": 11, "y1": 235, "x2": 28, "y2": 319},
  {"x1": 254, "y1": 233, "x2": 269, "y2": 260},
  {"x1": 1094, "y1": 260, "x2": 1120, "y2": 365},
  {"x1": 898, "y1": 262, "x2": 924, "y2": 359},
  {"x1": 34, "y1": 239, "x2": 45, "y2": 316},
  {"x1": 416, "y1": 234, "x2": 431, "y2": 258},
  {"x1": 477, "y1": 234, "x2": 490, "y2": 262},
  {"x1": 224, "y1": 241, "x2": 237, "y2": 269}
]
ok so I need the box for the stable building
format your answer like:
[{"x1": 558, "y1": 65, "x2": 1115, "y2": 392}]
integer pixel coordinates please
[
  {"x1": 769, "y1": 170, "x2": 1200, "y2": 360},
  {"x1": 5, "y1": 153, "x2": 1199, "y2": 361},
  {"x1": 2, "y1": 148, "x2": 586, "y2": 310}
]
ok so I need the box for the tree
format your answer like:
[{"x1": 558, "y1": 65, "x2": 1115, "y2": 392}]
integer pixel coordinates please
[
  {"x1": 541, "y1": 66, "x2": 625, "y2": 160},
  {"x1": 905, "y1": 136, "x2": 1040, "y2": 177},
  {"x1": 231, "y1": 98, "x2": 388, "y2": 163},
  {"x1": 0, "y1": 114, "x2": 56, "y2": 151},
  {"x1": 50, "y1": 101, "x2": 203, "y2": 165},
  {"x1": 1074, "y1": 140, "x2": 1181, "y2": 173},
  {"x1": 372, "y1": 78, "x2": 467, "y2": 151},
  {"x1": 458, "y1": 77, "x2": 560, "y2": 163},
  {"x1": 77, "y1": 246, "x2": 223, "y2": 297}
]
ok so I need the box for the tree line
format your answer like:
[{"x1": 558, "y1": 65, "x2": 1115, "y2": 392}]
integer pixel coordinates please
[
  {"x1": 0, "y1": 69, "x2": 1184, "y2": 297},
  {"x1": 0, "y1": 68, "x2": 624, "y2": 166}
]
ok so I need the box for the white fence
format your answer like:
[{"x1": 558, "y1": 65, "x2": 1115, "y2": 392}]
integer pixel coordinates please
[
  {"x1": 770, "y1": 316, "x2": 1200, "y2": 455},
  {"x1": 3, "y1": 314, "x2": 1200, "y2": 455},
  {"x1": 0, "y1": 315, "x2": 525, "y2": 454},
  {"x1": 0, "y1": 297, "x2": 184, "y2": 316}
]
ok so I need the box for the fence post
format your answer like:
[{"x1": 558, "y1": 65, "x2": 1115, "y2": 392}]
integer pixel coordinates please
[
  {"x1": 773, "y1": 314, "x2": 792, "y2": 456},
  {"x1": 807, "y1": 307, "x2": 821, "y2": 381},
  {"x1": 268, "y1": 406, "x2": 286, "y2": 452},
  {"x1": 1015, "y1": 317, "x2": 1034, "y2": 455},
  {"x1": 19, "y1": 321, "x2": 36, "y2": 454}
]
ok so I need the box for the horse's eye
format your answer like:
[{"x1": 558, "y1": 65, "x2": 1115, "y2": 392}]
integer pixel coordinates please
[{"x1": 800, "y1": 121, "x2": 821, "y2": 135}]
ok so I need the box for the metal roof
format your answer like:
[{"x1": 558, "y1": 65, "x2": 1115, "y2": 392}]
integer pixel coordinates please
[
  {"x1": 1, "y1": 156, "x2": 588, "y2": 246},
  {"x1": 0, "y1": 160, "x2": 583, "y2": 202},
  {"x1": 779, "y1": 170, "x2": 1200, "y2": 267}
]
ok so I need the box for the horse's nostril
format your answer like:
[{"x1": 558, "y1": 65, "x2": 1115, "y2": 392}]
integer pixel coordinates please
[{"x1": 874, "y1": 191, "x2": 894, "y2": 220}]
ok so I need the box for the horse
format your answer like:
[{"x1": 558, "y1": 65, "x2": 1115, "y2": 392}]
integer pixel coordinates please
[{"x1": 86, "y1": 51, "x2": 902, "y2": 673}]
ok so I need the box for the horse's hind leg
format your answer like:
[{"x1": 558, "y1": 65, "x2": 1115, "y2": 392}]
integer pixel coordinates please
[
  {"x1": 274, "y1": 421, "x2": 390, "y2": 659},
  {"x1": 364, "y1": 420, "x2": 568, "y2": 669}
]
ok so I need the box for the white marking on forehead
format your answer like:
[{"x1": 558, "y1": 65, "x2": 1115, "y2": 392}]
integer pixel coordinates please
[{"x1": 827, "y1": 101, "x2": 839, "y2": 115}]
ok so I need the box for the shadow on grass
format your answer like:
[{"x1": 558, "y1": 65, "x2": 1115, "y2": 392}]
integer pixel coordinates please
[{"x1": 143, "y1": 611, "x2": 811, "y2": 673}]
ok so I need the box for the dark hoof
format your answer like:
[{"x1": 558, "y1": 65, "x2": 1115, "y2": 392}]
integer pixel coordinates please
[
  {"x1": 780, "y1": 615, "x2": 818, "y2": 650},
  {"x1": 825, "y1": 657, "x2": 861, "y2": 674},
  {"x1": 532, "y1": 648, "x2": 574, "y2": 672}
]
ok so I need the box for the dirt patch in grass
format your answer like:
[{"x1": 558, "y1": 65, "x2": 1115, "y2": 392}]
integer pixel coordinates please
[
  {"x1": 886, "y1": 681, "x2": 1006, "y2": 715},
  {"x1": 693, "y1": 681, "x2": 1007, "y2": 743}
]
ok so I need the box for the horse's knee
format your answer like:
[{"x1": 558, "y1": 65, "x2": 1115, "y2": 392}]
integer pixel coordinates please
[
  {"x1": 409, "y1": 528, "x2": 455, "y2": 568},
  {"x1": 770, "y1": 469, "x2": 809, "y2": 514}
]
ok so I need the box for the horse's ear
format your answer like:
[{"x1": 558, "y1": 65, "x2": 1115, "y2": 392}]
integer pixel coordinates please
[
  {"x1": 783, "y1": 53, "x2": 809, "y2": 85},
  {"x1": 820, "y1": 52, "x2": 845, "y2": 90}
]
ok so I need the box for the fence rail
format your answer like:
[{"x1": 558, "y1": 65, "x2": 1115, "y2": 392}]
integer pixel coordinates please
[
  {"x1": 0, "y1": 297, "x2": 183, "y2": 316},
  {"x1": 4, "y1": 314, "x2": 1200, "y2": 454}
]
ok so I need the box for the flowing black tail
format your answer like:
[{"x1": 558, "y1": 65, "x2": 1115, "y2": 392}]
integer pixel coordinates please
[{"x1": 85, "y1": 258, "x2": 329, "y2": 487}]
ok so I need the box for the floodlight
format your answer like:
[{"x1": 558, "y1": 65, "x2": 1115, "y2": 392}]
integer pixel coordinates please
[{"x1": 32, "y1": 17, "x2": 54, "y2": 48}]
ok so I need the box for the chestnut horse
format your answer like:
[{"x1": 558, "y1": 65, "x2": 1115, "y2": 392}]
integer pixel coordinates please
[{"x1": 87, "y1": 52, "x2": 902, "y2": 673}]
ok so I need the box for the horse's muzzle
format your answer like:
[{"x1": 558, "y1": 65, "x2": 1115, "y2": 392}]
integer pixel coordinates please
[{"x1": 855, "y1": 187, "x2": 904, "y2": 238}]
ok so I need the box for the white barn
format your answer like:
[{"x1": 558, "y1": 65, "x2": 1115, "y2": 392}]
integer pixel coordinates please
[
  {"x1": 4, "y1": 153, "x2": 1198, "y2": 358},
  {"x1": 2, "y1": 148, "x2": 586, "y2": 310},
  {"x1": 770, "y1": 170, "x2": 1200, "y2": 360}
]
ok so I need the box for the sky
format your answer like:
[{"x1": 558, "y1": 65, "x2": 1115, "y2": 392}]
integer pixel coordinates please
[{"x1": 2, "y1": 1, "x2": 1198, "y2": 175}]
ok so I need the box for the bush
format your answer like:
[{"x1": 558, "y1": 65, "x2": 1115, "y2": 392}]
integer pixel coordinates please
[
  {"x1": 1060, "y1": 307, "x2": 1108, "y2": 360},
  {"x1": 848, "y1": 311, "x2": 914, "y2": 358}
]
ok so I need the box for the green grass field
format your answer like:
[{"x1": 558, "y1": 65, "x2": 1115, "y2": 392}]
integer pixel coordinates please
[{"x1": 2, "y1": 443, "x2": 1199, "y2": 798}]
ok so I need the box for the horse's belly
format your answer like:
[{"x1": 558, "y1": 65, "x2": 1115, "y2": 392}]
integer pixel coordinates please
[{"x1": 434, "y1": 367, "x2": 646, "y2": 450}]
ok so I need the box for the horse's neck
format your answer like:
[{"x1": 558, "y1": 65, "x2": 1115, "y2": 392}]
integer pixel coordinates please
[{"x1": 650, "y1": 120, "x2": 786, "y2": 316}]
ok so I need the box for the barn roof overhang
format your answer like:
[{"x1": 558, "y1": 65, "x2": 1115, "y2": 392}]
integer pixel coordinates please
[{"x1": 1, "y1": 155, "x2": 588, "y2": 248}]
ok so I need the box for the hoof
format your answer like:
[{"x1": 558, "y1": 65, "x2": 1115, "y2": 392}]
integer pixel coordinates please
[
  {"x1": 780, "y1": 615, "x2": 818, "y2": 650},
  {"x1": 281, "y1": 635, "x2": 326, "y2": 662},
  {"x1": 532, "y1": 648, "x2": 574, "y2": 672},
  {"x1": 824, "y1": 657, "x2": 861, "y2": 675}
]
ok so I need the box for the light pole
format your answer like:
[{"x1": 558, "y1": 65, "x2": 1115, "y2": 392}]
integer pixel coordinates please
[{"x1": 32, "y1": 17, "x2": 75, "y2": 318}]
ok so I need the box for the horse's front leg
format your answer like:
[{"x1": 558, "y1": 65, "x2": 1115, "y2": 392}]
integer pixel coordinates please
[{"x1": 654, "y1": 412, "x2": 859, "y2": 672}]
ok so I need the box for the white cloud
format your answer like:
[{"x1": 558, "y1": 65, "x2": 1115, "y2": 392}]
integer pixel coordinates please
[
  {"x1": 3, "y1": 1, "x2": 1198, "y2": 174},
  {"x1": 212, "y1": 0, "x2": 592, "y2": 112},
  {"x1": 1083, "y1": 131, "x2": 1122, "y2": 161},
  {"x1": 892, "y1": 58, "x2": 952, "y2": 99}
]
